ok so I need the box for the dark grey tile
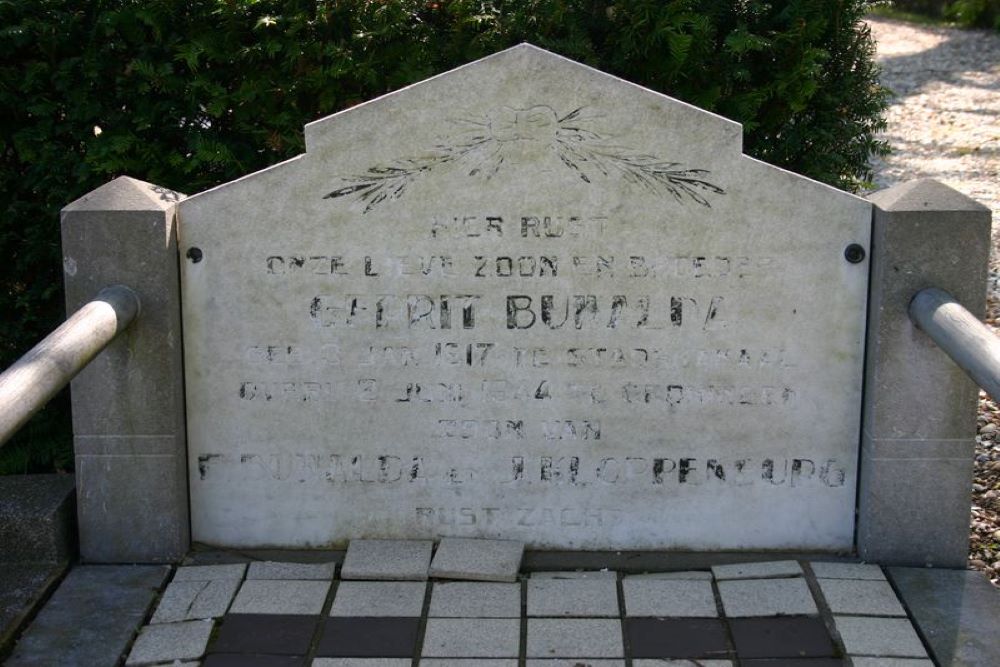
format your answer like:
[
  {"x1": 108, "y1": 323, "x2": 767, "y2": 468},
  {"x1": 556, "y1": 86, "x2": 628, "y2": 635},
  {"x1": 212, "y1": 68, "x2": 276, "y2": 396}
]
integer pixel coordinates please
[
  {"x1": 315, "y1": 617, "x2": 420, "y2": 658},
  {"x1": 625, "y1": 617, "x2": 731, "y2": 659},
  {"x1": 729, "y1": 617, "x2": 836, "y2": 659},
  {"x1": 209, "y1": 614, "x2": 318, "y2": 655},
  {"x1": 203, "y1": 655, "x2": 306, "y2": 666},
  {"x1": 740, "y1": 660, "x2": 846, "y2": 667}
]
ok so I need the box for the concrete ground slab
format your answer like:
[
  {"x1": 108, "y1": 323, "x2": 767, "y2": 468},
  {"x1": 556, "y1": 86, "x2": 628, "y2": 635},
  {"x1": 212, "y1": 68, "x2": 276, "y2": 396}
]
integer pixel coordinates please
[
  {"x1": 625, "y1": 571, "x2": 713, "y2": 581},
  {"x1": 125, "y1": 619, "x2": 213, "y2": 665},
  {"x1": 834, "y1": 615, "x2": 928, "y2": 658},
  {"x1": 527, "y1": 618, "x2": 624, "y2": 658},
  {"x1": 229, "y1": 579, "x2": 330, "y2": 615},
  {"x1": 889, "y1": 566, "x2": 1000, "y2": 667},
  {"x1": 341, "y1": 539, "x2": 433, "y2": 581},
  {"x1": 421, "y1": 661, "x2": 518, "y2": 667},
  {"x1": 717, "y1": 577, "x2": 818, "y2": 617},
  {"x1": 817, "y1": 578, "x2": 906, "y2": 616},
  {"x1": 850, "y1": 659, "x2": 935, "y2": 666},
  {"x1": 312, "y1": 660, "x2": 411, "y2": 667},
  {"x1": 810, "y1": 562, "x2": 886, "y2": 580},
  {"x1": 330, "y1": 581, "x2": 426, "y2": 617},
  {"x1": 632, "y1": 662, "x2": 733, "y2": 666},
  {"x1": 712, "y1": 561, "x2": 803, "y2": 580},
  {"x1": 247, "y1": 560, "x2": 336, "y2": 580},
  {"x1": 622, "y1": 579, "x2": 718, "y2": 617},
  {"x1": 528, "y1": 578, "x2": 620, "y2": 617},
  {"x1": 430, "y1": 538, "x2": 524, "y2": 582},
  {"x1": 429, "y1": 582, "x2": 521, "y2": 618},
  {"x1": 527, "y1": 661, "x2": 625, "y2": 666},
  {"x1": 5, "y1": 565, "x2": 169, "y2": 667},
  {"x1": 0, "y1": 562, "x2": 66, "y2": 656},
  {"x1": 422, "y1": 618, "x2": 521, "y2": 657},
  {"x1": 151, "y1": 578, "x2": 239, "y2": 623},
  {"x1": 532, "y1": 570, "x2": 617, "y2": 580},
  {"x1": 174, "y1": 563, "x2": 247, "y2": 581}
]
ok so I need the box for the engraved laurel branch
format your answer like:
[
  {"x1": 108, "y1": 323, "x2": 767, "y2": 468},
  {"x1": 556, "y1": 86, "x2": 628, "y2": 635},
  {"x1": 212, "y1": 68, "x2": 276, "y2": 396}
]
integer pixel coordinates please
[{"x1": 324, "y1": 106, "x2": 725, "y2": 213}]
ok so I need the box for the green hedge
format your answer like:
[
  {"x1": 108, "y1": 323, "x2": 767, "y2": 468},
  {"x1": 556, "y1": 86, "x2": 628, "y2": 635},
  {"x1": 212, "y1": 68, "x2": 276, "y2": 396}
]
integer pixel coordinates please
[
  {"x1": 0, "y1": 0, "x2": 888, "y2": 473},
  {"x1": 889, "y1": 0, "x2": 1000, "y2": 26}
]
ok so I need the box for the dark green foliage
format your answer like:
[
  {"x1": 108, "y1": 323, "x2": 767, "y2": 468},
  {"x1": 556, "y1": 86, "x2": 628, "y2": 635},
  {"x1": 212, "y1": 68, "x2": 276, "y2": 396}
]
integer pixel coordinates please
[
  {"x1": 0, "y1": 0, "x2": 888, "y2": 472},
  {"x1": 889, "y1": 0, "x2": 1000, "y2": 26}
]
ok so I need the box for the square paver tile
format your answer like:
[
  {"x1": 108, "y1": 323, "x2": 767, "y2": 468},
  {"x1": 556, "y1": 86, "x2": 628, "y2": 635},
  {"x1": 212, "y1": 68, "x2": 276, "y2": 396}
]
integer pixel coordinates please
[
  {"x1": 209, "y1": 613, "x2": 319, "y2": 655},
  {"x1": 203, "y1": 655, "x2": 306, "y2": 666},
  {"x1": 429, "y1": 582, "x2": 521, "y2": 617},
  {"x1": 528, "y1": 578, "x2": 619, "y2": 617},
  {"x1": 632, "y1": 661, "x2": 733, "y2": 666},
  {"x1": 421, "y1": 661, "x2": 518, "y2": 667},
  {"x1": 626, "y1": 571, "x2": 714, "y2": 581},
  {"x1": 316, "y1": 617, "x2": 420, "y2": 658},
  {"x1": 526, "y1": 661, "x2": 625, "y2": 666},
  {"x1": 230, "y1": 580, "x2": 331, "y2": 615},
  {"x1": 623, "y1": 579, "x2": 717, "y2": 617},
  {"x1": 625, "y1": 618, "x2": 730, "y2": 659},
  {"x1": 173, "y1": 563, "x2": 248, "y2": 582},
  {"x1": 834, "y1": 616, "x2": 928, "y2": 658},
  {"x1": 849, "y1": 659, "x2": 934, "y2": 666},
  {"x1": 151, "y1": 579, "x2": 240, "y2": 623},
  {"x1": 718, "y1": 578, "x2": 818, "y2": 617},
  {"x1": 532, "y1": 571, "x2": 618, "y2": 580},
  {"x1": 422, "y1": 618, "x2": 521, "y2": 657},
  {"x1": 712, "y1": 561, "x2": 803, "y2": 581},
  {"x1": 330, "y1": 581, "x2": 426, "y2": 617},
  {"x1": 739, "y1": 661, "x2": 846, "y2": 666},
  {"x1": 809, "y1": 562, "x2": 885, "y2": 581},
  {"x1": 312, "y1": 660, "x2": 411, "y2": 667},
  {"x1": 817, "y1": 579, "x2": 906, "y2": 616},
  {"x1": 728, "y1": 617, "x2": 836, "y2": 658},
  {"x1": 429, "y1": 538, "x2": 524, "y2": 582},
  {"x1": 247, "y1": 561, "x2": 337, "y2": 580},
  {"x1": 527, "y1": 618, "x2": 624, "y2": 658},
  {"x1": 125, "y1": 620, "x2": 214, "y2": 665},
  {"x1": 340, "y1": 540, "x2": 433, "y2": 581}
]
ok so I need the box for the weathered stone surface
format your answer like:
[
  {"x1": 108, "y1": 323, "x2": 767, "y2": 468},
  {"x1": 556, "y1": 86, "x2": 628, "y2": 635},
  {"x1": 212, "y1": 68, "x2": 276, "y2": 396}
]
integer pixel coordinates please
[
  {"x1": 150, "y1": 579, "x2": 240, "y2": 623},
  {"x1": 850, "y1": 660, "x2": 934, "y2": 667},
  {"x1": 246, "y1": 560, "x2": 336, "y2": 580},
  {"x1": 174, "y1": 563, "x2": 247, "y2": 581},
  {"x1": 711, "y1": 561, "x2": 802, "y2": 581},
  {"x1": 422, "y1": 618, "x2": 521, "y2": 657},
  {"x1": 528, "y1": 578, "x2": 620, "y2": 617},
  {"x1": 313, "y1": 661, "x2": 411, "y2": 667},
  {"x1": 632, "y1": 662, "x2": 732, "y2": 667},
  {"x1": 180, "y1": 44, "x2": 870, "y2": 551},
  {"x1": 340, "y1": 539, "x2": 433, "y2": 580},
  {"x1": 809, "y1": 562, "x2": 885, "y2": 580},
  {"x1": 717, "y1": 578, "x2": 818, "y2": 617},
  {"x1": 0, "y1": 563, "x2": 66, "y2": 656},
  {"x1": 422, "y1": 661, "x2": 518, "y2": 667},
  {"x1": 622, "y1": 579, "x2": 717, "y2": 617},
  {"x1": 889, "y1": 567, "x2": 1000, "y2": 667},
  {"x1": 526, "y1": 619, "x2": 624, "y2": 658},
  {"x1": 429, "y1": 538, "x2": 523, "y2": 582},
  {"x1": 330, "y1": 581, "x2": 427, "y2": 617},
  {"x1": 229, "y1": 579, "x2": 330, "y2": 615},
  {"x1": 429, "y1": 582, "x2": 521, "y2": 618},
  {"x1": 528, "y1": 662, "x2": 625, "y2": 667},
  {"x1": 625, "y1": 571, "x2": 713, "y2": 581},
  {"x1": 834, "y1": 616, "x2": 928, "y2": 658},
  {"x1": 62, "y1": 176, "x2": 189, "y2": 563},
  {"x1": 0, "y1": 475, "x2": 76, "y2": 563},
  {"x1": 817, "y1": 579, "x2": 905, "y2": 617},
  {"x1": 532, "y1": 571, "x2": 618, "y2": 580},
  {"x1": 859, "y1": 179, "x2": 990, "y2": 567},
  {"x1": 6, "y1": 565, "x2": 169, "y2": 667},
  {"x1": 124, "y1": 619, "x2": 213, "y2": 665}
]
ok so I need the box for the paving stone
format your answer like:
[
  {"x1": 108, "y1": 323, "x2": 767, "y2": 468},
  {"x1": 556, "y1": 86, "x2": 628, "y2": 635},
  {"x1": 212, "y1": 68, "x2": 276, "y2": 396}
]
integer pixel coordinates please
[
  {"x1": 527, "y1": 618, "x2": 624, "y2": 658},
  {"x1": 711, "y1": 561, "x2": 803, "y2": 581},
  {"x1": 316, "y1": 617, "x2": 420, "y2": 658},
  {"x1": 728, "y1": 617, "x2": 836, "y2": 658},
  {"x1": 312, "y1": 660, "x2": 410, "y2": 667},
  {"x1": 739, "y1": 661, "x2": 846, "y2": 666},
  {"x1": 229, "y1": 580, "x2": 330, "y2": 615},
  {"x1": 625, "y1": 618, "x2": 731, "y2": 660},
  {"x1": 632, "y1": 661, "x2": 733, "y2": 666},
  {"x1": 429, "y1": 582, "x2": 521, "y2": 617},
  {"x1": 429, "y1": 538, "x2": 524, "y2": 582},
  {"x1": 718, "y1": 578, "x2": 818, "y2": 617},
  {"x1": 834, "y1": 616, "x2": 928, "y2": 658},
  {"x1": 151, "y1": 579, "x2": 240, "y2": 623},
  {"x1": 817, "y1": 579, "x2": 906, "y2": 616},
  {"x1": 809, "y1": 562, "x2": 886, "y2": 581},
  {"x1": 532, "y1": 571, "x2": 618, "y2": 580},
  {"x1": 528, "y1": 578, "x2": 620, "y2": 617},
  {"x1": 626, "y1": 571, "x2": 714, "y2": 581},
  {"x1": 204, "y1": 654, "x2": 306, "y2": 666},
  {"x1": 6, "y1": 565, "x2": 170, "y2": 667},
  {"x1": 340, "y1": 540, "x2": 433, "y2": 581},
  {"x1": 526, "y1": 661, "x2": 625, "y2": 666},
  {"x1": 247, "y1": 561, "x2": 336, "y2": 580},
  {"x1": 125, "y1": 620, "x2": 214, "y2": 665},
  {"x1": 151, "y1": 662, "x2": 201, "y2": 667},
  {"x1": 849, "y1": 659, "x2": 934, "y2": 666},
  {"x1": 422, "y1": 618, "x2": 521, "y2": 657},
  {"x1": 174, "y1": 563, "x2": 247, "y2": 582},
  {"x1": 421, "y1": 661, "x2": 518, "y2": 667},
  {"x1": 209, "y1": 613, "x2": 318, "y2": 655},
  {"x1": 622, "y1": 579, "x2": 717, "y2": 617},
  {"x1": 330, "y1": 581, "x2": 426, "y2": 617}
]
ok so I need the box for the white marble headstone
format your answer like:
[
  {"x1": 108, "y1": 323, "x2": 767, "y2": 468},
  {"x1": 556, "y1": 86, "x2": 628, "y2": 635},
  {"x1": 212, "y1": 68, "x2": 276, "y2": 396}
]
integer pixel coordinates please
[{"x1": 179, "y1": 45, "x2": 871, "y2": 550}]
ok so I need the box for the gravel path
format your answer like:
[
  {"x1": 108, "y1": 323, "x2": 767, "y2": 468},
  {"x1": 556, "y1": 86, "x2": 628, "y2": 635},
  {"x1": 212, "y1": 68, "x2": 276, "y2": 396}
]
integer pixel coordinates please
[{"x1": 868, "y1": 17, "x2": 1000, "y2": 585}]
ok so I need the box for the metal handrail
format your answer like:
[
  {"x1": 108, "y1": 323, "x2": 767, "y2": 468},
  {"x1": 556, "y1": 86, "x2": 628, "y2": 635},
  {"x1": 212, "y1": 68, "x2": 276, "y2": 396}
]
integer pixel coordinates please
[
  {"x1": 0, "y1": 285, "x2": 140, "y2": 447},
  {"x1": 909, "y1": 287, "x2": 1000, "y2": 400}
]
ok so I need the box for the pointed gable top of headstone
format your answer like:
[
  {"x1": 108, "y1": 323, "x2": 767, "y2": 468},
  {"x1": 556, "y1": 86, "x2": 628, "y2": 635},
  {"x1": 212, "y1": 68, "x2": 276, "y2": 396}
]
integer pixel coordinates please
[{"x1": 63, "y1": 176, "x2": 184, "y2": 213}]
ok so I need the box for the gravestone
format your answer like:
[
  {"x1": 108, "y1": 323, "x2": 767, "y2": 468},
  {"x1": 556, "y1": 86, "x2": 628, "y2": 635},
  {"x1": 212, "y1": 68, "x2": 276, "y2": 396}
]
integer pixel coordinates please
[{"x1": 179, "y1": 45, "x2": 871, "y2": 550}]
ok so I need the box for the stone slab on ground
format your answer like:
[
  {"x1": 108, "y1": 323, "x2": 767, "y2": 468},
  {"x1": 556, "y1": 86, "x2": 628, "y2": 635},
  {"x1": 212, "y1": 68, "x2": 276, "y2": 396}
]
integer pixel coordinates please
[
  {"x1": 632, "y1": 662, "x2": 733, "y2": 667},
  {"x1": 717, "y1": 577, "x2": 818, "y2": 617},
  {"x1": 817, "y1": 578, "x2": 906, "y2": 616},
  {"x1": 834, "y1": 615, "x2": 928, "y2": 658},
  {"x1": 889, "y1": 566, "x2": 1000, "y2": 666},
  {"x1": 429, "y1": 538, "x2": 524, "y2": 583},
  {"x1": 150, "y1": 579, "x2": 240, "y2": 623},
  {"x1": 532, "y1": 571, "x2": 618, "y2": 580},
  {"x1": 330, "y1": 581, "x2": 427, "y2": 617},
  {"x1": 528, "y1": 578, "x2": 620, "y2": 617},
  {"x1": 0, "y1": 474, "x2": 76, "y2": 563},
  {"x1": 850, "y1": 659, "x2": 934, "y2": 667},
  {"x1": 340, "y1": 539, "x2": 433, "y2": 581},
  {"x1": 125, "y1": 619, "x2": 213, "y2": 665},
  {"x1": 527, "y1": 661, "x2": 625, "y2": 666},
  {"x1": 0, "y1": 562, "x2": 66, "y2": 657},
  {"x1": 429, "y1": 582, "x2": 521, "y2": 618},
  {"x1": 526, "y1": 618, "x2": 624, "y2": 658},
  {"x1": 622, "y1": 579, "x2": 718, "y2": 617},
  {"x1": 173, "y1": 563, "x2": 247, "y2": 581},
  {"x1": 313, "y1": 660, "x2": 411, "y2": 667},
  {"x1": 422, "y1": 618, "x2": 521, "y2": 657},
  {"x1": 626, "y1": 571, "x2": 714, "y2": 581},
  {"x1": 422, "y1": 661, "x2": 518, "y2": 667},
  {"x1": 246, "y1": 560, "x2": 336, "y2": 580},
  {"x1": 5, "y1": 565, "x2": 169, "y2": 667},
  {"x1": 229, "y1": 579, "x2": 330, "y2": 615},
  {"x1": 810, "y1": 562, "x2": 886, "y2": 580},
  {"x1": 712, "y1": 561, "x2": 803, "y2": 581}
]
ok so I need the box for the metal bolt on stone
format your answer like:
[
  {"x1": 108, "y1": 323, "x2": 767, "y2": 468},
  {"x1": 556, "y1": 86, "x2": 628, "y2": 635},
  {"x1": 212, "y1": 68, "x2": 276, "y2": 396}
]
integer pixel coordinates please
[{"x1": 0, "y1": 285, "x2": 140, "y2": 447}]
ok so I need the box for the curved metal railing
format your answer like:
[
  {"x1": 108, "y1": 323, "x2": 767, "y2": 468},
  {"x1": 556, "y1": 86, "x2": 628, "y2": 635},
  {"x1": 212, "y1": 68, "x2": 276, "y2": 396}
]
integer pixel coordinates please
[{"x1": 0, "y1": 285, "x2": 140, "y2": 447}]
